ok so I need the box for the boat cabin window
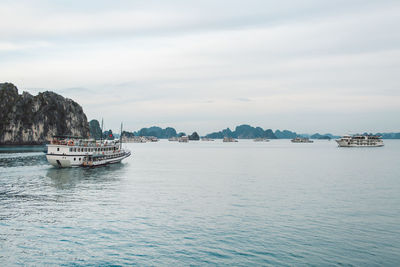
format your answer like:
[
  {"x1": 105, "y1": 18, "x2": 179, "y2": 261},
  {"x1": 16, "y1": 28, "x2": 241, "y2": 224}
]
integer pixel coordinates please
[{"x1": 57, "y1": 148, "x2": 60, "y2": 151}]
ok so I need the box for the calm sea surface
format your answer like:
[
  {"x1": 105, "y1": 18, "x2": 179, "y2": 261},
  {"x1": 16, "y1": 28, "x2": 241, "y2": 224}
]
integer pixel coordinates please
[{"x1": 1, "y1": 140, "x2": 399, "y2": 266}]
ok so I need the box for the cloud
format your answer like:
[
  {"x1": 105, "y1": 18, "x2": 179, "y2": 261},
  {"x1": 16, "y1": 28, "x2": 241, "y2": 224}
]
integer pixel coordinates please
[{"x1": 0, "y1": 0, "x2": 399, "y2": 133}]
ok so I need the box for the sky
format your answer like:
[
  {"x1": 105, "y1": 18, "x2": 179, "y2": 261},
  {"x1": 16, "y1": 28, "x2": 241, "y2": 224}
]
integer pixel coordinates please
[{"x1": 1, "y1": 0, "x2": 399, "y2": 135}]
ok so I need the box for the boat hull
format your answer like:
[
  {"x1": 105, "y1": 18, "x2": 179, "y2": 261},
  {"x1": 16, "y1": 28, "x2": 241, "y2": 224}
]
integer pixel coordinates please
[
  {"x1": 82, "y1": 152, "x2": 131, "y2": 167},
  {"x1": 46, "y1": 154, "x2": 83, "y2": 167},
  {"x1": 336, "y1": 140, "x2": 384, "y2": 147},
  {"x1": 46, "y1": 151, "x2": 131, "y2": 168}
]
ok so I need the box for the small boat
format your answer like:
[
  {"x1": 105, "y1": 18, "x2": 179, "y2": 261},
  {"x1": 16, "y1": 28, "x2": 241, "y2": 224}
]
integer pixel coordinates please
[
  {"x1": 178, "y1": 136, "x2": 189, "y2": 143},
  {"x1": 168, "y1": 137, "x2": 179, "y2": 142},
  {"x1": 147, "y1": 136, "x2": 159, "y2": 142},
  {"x1": 291, "y1": 137, "x2": 313, "y2": 143},
  {"x1": 223, "y1": 137, "x2": 238, "y2": 142},
  {"x1": 254, "y1": 138, "x2": 270, "y2": 142},
  {"x1": 336, "y1": 135, "x2": 384, "y2": 147},
  {"x1": 201, "y1": 137, "x2": 214, "y2": 141}
]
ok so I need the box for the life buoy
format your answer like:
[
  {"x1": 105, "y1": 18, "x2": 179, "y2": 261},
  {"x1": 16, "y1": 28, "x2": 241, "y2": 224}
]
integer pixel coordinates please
[{"x1": 68, "y1": 140, "x2": 74, "y2": 146}]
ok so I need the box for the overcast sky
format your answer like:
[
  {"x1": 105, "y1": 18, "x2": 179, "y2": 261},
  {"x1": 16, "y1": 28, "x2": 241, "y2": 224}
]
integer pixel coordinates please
[{"x1": 1, "y1": 0, "x2": 399, "y2": 135}]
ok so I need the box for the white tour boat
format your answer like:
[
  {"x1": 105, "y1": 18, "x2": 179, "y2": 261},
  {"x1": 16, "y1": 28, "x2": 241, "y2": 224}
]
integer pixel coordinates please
[
  {"x1": 254, "y1": 138, "x2": 270, "y2": 142},
  {"x1": 46, "y1": 135, "x2": 131, "y2": 168},
  {"x1": 223, "y1": 137, "x2": 238, "y2": 142},
  {"x1": 291, "y1": 137, "x2": 313, "y2": 143},
  {"x1": 178, "y1": 136, "x2": 189, "y2": 143},
  {"x1": 336, "y1": 135, "x2": 384, "y2": 147}
]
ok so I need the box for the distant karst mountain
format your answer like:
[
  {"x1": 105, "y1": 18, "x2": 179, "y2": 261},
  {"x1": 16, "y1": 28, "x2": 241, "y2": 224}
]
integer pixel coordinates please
[
  {"x1": 120, "y1": 126, "x2": 189, "y2": 139},
  {"x1": 0, "y1": 83, "x2": 89, "y2": 145},
  {"x1": 205, "y1": 124, "x2": 277, "y2": 139},
  {"x1": 371, "y1": 132, "x2": 400, "y2": 139},
  {"x1": 89, "y1": 119, "x2": 102, "y2": 139},
  {"x1": 274, "y1": 130, "x2": 298, "y2": 139},
  {"x1": 205, "y1": 125, "x2": 346, "y2": 139},
  {"x1": 188, "y1": 132, "x2": 200, "y2": 140}
]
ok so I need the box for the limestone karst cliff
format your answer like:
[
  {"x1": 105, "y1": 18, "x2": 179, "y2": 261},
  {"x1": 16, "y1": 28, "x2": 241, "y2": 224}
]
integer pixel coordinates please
[{"x1": 0, "y1": 83, "x2": 89, "y2": 145}]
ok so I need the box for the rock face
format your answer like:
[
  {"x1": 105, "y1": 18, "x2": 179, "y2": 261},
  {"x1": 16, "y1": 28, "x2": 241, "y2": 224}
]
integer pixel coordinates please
[
  {"x1": 188, "y1": 132, "x2": 200, "y2": 141},
  {"x1": 133, "y1": 126, "x2": 180, "y2": 138},
  {"x1": 89, "y1": 119, "x2": 102, "y2": 140},
  {"x1": 274, "y1": 130, "x2": 297, "y2": 139},
  {"x1": 206, "y1": 124, "x2": 277, "y2": 139},
  {"x1": 0, "y1": 83, "x2": 89, "y2": 145}
]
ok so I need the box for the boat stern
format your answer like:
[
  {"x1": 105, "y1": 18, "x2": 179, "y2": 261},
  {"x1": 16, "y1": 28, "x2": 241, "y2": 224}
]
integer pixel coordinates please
[{"x1": 46, "y1": 154, "x2": 74, "y2": 168}]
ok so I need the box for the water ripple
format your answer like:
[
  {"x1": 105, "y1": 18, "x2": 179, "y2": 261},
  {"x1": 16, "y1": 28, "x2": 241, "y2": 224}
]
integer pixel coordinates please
[{"x1": 0, "y1": 141, "x2": 400, "y2": 265}]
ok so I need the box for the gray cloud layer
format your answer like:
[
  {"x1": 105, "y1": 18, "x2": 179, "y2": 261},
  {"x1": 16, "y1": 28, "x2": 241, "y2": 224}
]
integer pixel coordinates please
[{"x1": 1, "y1": 0, "x2": 399, "y2": 134}]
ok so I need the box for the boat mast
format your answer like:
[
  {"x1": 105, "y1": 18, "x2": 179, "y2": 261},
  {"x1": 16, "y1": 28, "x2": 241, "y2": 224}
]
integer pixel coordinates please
[
  {"x1": 101, "y1": 118, "x2": 104, "y2": 142},
  {"x1": 120, "y1": 122, "x2": 123, "y2": 149}
]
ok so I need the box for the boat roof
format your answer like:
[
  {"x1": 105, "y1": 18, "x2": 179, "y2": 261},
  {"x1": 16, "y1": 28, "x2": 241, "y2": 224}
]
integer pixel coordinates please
[{"x1": 52, "y1": 135, "x2": 85, "y2": 139}]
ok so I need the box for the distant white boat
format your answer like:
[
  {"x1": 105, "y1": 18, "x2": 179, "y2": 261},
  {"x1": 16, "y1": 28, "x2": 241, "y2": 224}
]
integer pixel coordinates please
[
  {"x1": 223, "y1": 137, "x2": 238, "y2": 142},
  {"x1": 178, "y1": 136, "x2": 189, "y2": 143},
  {"x1": 123, "y1": 136, "x2": 158, "y2": 143},
  {"x1": 291, "y1": 137, "x2": 313, "y2": 143},
  {"x1": 201, "y1": 137, "x2": 214, "y2": 141},
  {"x1": 147, "y1": 136, "x2": 159, "y2": 142},
  {"x1": 336, "y1": 135, "x2": 383, "y2": 147},
  {"x1": 254, "y1": 138, "x2": 270, "y2": 142},
  {"x1": 168, "y1": 137, "x2": 179, "y2": 142}
]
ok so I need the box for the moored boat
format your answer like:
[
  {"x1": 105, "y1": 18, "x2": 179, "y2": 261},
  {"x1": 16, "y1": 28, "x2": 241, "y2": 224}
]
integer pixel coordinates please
[
  {"x1": 254, "y1": 138, "x2": 270, "y2": 142},
  {"x1": 291, "y1": 137, "x2": 313, "y2": 143},
  {"x1": 223, "y1": 137, "x2": 238, "y2": 142},
  {"x1": 178, "y1": 136, "x2": 189, "y2": 143},
  {"x1": 336, "y1": 135, "x2": 384, "y2": 147}
]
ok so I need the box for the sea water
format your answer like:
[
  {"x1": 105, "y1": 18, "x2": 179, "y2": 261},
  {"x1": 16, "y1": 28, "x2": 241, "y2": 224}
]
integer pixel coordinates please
[{"x1": 0, "y1": 140, "x2": 399, "y2": 265}]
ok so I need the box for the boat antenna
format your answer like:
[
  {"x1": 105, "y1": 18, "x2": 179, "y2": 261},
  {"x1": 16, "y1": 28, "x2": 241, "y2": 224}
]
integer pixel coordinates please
[
  {"x1": 101, "y1": 118, "x2": 104, "y2": 142},
  {"x1": 120, "y1": 122, "x2": 123, "y2": 149}
]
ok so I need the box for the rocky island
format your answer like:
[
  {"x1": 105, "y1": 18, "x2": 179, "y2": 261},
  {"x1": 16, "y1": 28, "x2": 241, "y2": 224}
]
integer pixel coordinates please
[{"x1": 0, "y1": 83, "x2": 89, "y2": 145}]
